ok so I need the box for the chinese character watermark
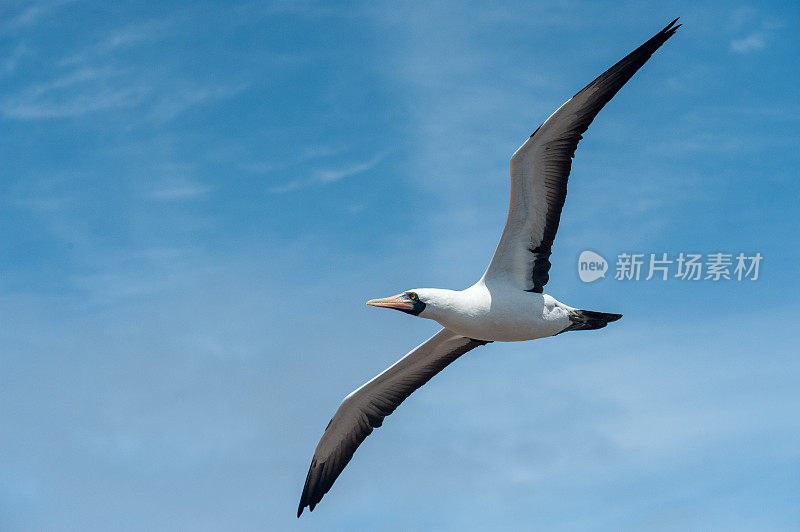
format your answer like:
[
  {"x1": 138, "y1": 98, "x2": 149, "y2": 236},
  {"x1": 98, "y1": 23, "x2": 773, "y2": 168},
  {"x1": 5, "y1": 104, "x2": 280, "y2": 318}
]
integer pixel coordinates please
[{"x1": 578, "y1": 251, "x2": 762, "y2": 282}]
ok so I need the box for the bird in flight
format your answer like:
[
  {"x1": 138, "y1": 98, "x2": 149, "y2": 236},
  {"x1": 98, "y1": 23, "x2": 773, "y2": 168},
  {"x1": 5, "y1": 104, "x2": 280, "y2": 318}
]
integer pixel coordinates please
[{"x1": 298, "y1": 18, "x2": 680, "y2": 517}]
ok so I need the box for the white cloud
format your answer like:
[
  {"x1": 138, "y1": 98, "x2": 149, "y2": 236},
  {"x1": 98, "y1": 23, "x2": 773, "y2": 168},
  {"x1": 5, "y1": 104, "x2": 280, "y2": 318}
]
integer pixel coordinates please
[
  {"x1": 0, "y1": 67, "x2": 148, "y2": 119},
  {"x1": 59, "y1": 20, "x2": 170, "y2": 66},
  {"x1": 1, "y1": 0, "x2": 75, "y2": 33},
  {"x1": 148, "y1": 183, "x2": 212, "y2": 201},
  {"x1": 268, "y1": 152, "x2": 388, "y2": 193},
  {"x1": 1, "y1": 66, "x2": 244, "y2": 122},
  {"x1": 314, "y1": 152, "x2": 387, "y2": 183},
  {"x1": 1, "y1": 44, "x2": 29, "y2": 75},
  {"x1": 1, "y1": 17, "x2": 245, "y2": 122},
  {"x1": 240, "y1": 144, "x2": 349, "y2": 174},
  {"x1": 730, "y1": 33, "x2": 765, "y2": 53},
  {"x1": 144, "y1": 83, "x2": 247, "y2": 123},
  {"x1": 2, "y1": 85, "x2": 147, "y2": 119},
  {"x1": 268, "y1": 180, "x2": 303, "y2": 194},
  {"x1": 729, "y1": 8, "x2": 783, "y2": 54},
  {"x1": 730, "y1": 7, "x2": 758, "y2": 31}
]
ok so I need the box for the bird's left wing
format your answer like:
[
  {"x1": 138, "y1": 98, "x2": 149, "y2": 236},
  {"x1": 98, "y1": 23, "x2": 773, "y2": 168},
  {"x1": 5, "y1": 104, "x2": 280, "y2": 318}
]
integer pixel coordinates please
[
  {"x1": 482, "y1": 19, "x2": 680, "y2": 292},
  {"x1": 298, "y1": 328, "x2": 490, "y2": 516}
]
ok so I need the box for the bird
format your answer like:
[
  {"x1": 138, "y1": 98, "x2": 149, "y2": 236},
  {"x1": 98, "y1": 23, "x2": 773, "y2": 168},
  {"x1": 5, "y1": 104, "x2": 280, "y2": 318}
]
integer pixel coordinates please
[{"x1": 298, "y1": 18, "x2": 680, "y2": 517}]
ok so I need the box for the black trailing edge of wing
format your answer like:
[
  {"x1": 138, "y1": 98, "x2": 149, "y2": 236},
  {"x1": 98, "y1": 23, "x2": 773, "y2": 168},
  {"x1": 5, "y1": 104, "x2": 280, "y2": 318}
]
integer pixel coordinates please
[{"x1": 524, "y1": 18, "x2": 680, "y2": 293}]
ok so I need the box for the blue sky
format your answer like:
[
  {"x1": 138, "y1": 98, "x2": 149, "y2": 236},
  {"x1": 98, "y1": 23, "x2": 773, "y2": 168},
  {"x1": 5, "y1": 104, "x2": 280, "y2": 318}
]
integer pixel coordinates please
[{"x1": 1, "y1": 1, "x2": 799, "y2": 530}]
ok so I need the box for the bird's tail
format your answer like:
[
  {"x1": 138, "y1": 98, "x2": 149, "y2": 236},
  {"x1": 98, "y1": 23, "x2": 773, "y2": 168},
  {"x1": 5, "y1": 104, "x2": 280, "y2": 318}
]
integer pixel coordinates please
[{"x1": 558, "y1": 309, "x2": 622, "y2": 334}]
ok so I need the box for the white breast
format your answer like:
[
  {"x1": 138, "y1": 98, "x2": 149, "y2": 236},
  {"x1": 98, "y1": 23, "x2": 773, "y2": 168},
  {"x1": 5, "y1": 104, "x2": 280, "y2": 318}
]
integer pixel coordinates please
[{"x1": 427, "y1": 283, "x2": 573, "y2": 342}]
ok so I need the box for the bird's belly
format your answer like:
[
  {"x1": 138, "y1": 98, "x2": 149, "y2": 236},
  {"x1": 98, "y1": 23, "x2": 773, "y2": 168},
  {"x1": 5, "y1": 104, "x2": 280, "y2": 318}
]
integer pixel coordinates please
[
  {"x1": 453, "y1": 317, "x2": 556, "y2": 342},
  {"x1": 437, "y1": 299, "x2": 567, "y2": 342}
]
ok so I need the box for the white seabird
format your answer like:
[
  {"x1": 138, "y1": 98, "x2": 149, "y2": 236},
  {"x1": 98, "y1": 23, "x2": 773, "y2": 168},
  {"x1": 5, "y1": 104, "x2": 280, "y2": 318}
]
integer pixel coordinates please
[{"x1": 298, "y1": 19, "x2": 680, "y2": 516}]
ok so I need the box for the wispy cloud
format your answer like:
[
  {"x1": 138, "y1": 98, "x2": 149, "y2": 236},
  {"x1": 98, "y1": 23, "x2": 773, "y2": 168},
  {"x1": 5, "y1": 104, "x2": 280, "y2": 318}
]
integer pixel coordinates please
[
  {"x1": 728, "y1": 8, "x2": 783, "y2": 54},
  {"x1": 1, "y1": 44, "x2": 29, "y2": 75},
  {"x1": 314, "y1": 153, "x2": 387, "y2": 183},
  {"x1": 148, "y1": 183, "x2": 212, "y2": 201},
  {"x1": 269, "y1": 152, "x2": 388, "y2": 193},
  {"x1": 241, "y1": 144, "x2": 349, "y2": 174},
  {"x1": 231, "y1": 0, "x2": 342, "y2": 20},
  {"x1": 1, "y1": 0, "x2": 75, "y2": 33},
  {"x1": 59, "y1": 20, "x2": 170, "y2": 66},
  {"x1": 730, "y1": 33, "x2": 765, "y2": 53},
  {"x1": 1, "y1": 63, "x2": 244, "y2": 122},
  {"x1": 143, "y1": 167, "x2": 213, "y2": 200},
  {"x1": 144, "y1": 83, "x2": 247, "y2": 123},
  {"x1": 267, "y1": 180, "x2": 304, "y2": 194},
  {"x1": 1, "y1": 18, "x2": 245, "y2": 122},
  {"x1": 0, "y1": 67, "x2": 148, "y2": 119}
]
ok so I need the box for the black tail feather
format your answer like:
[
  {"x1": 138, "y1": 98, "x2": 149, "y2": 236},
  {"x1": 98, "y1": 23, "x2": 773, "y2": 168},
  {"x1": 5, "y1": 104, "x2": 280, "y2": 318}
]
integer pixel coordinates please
[{"x1": 558, "y1": 309, "x2": 622, "y2": 334}]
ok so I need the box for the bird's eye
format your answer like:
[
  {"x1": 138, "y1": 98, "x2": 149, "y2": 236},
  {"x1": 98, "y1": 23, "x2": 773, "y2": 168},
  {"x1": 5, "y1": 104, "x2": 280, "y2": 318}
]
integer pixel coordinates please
[{"x1": 408, "y1": 293, "x2": 416, "y2": 300}]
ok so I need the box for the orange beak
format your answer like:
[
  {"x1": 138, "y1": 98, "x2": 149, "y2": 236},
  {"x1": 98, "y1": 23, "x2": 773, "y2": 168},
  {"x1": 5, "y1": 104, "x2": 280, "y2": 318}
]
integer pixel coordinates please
[{"x1": 366, "y1": 293, "x2": 414, "y2": 311}]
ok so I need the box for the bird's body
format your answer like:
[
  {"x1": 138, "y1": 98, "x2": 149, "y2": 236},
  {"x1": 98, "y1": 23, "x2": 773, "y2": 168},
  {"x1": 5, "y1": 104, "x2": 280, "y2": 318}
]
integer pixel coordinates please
[
  {"x1": 298, "y1": 19, "x2": 680, "y2": 516},
  {"x1": 407, "y1": 284, "x2": 572, "y2": 342}
]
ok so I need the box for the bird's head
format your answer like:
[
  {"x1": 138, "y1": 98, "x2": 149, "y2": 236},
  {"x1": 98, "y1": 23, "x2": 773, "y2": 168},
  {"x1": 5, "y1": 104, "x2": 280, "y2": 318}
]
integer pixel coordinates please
[{"x1": 366, "y1": 289, "x2": 439, "y2": 317}]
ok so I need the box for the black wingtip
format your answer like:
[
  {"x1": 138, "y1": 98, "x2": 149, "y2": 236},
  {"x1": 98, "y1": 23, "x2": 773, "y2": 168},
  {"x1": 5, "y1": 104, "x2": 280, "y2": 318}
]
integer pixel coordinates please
[
  {"x1": 297, "y1": 500, "x2": 316, "y2": 517},
  {"x1": 663, "y1": 18, "x2": 682, "y2": 35}
]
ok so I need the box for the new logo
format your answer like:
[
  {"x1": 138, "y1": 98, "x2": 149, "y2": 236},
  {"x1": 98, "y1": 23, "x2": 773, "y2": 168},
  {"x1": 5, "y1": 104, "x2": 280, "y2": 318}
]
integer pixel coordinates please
[{"x1": 577, "y1": 250, "x2": 608, "y2": 283}]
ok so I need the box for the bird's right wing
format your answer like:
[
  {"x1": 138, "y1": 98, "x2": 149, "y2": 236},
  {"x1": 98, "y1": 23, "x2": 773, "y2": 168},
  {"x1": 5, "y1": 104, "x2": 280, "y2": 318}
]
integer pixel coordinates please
[{"x1": 297, "y1": 328, "x2": 490, "y2": 516}]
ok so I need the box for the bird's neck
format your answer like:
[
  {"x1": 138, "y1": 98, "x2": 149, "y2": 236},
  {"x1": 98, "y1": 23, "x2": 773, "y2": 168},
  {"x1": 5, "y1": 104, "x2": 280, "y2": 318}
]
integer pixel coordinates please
[{"x1": 419, "y1": 287, "x2": 486, "y2": 323}]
